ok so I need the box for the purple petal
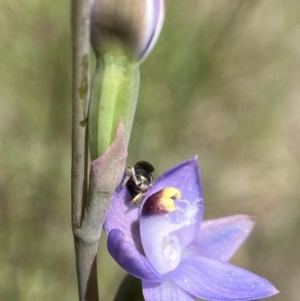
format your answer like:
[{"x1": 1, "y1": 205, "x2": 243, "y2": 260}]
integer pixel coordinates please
[
  {"x1": 143, "y1": 157, "x2": 202, "y2": 203},
  {"x1": 104, "y1": 184, "x2": 142, "y2": 251},
  {"x1": 184, "y1": 215, "x2": 255, "y2": 261},
  {"x1": 169, "y1": 256, "x2": 279, "y2": 301},
  {"x1": 142, "y1": 157, "x2": 204, "y2": 249},
  {"x1": 140, "y1": 0, "x2": 165, "y2": 61},
  {"x1": 142, "y1": 278, "x2": 196, "y2": 301},
  {"x1": 140, "y1": 209, "x2": 183, "y2": 274},
  {"x1": 107, "y1": 229, "x2": 162, "y2": 282}
]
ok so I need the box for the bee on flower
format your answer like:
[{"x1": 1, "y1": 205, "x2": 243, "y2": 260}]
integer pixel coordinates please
[{"x1": 105, "y1": 158, "x2": 279, "y2": 301}]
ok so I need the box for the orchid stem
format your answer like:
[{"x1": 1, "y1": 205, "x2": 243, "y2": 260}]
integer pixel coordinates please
[
  {"x1": 71, "y1": 1, "x2": 99, "y2": 300},
  {"x1": 74, "y1": 236, "x2": 99, "y2": 301},
  {"x1": 71, "y1": 0, "x2": 90, "y2": 232}
]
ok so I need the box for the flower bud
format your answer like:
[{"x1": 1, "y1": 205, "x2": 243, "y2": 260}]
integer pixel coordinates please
[{"x1": 91, "y1": 0, "x2": 165, "y2": 61}]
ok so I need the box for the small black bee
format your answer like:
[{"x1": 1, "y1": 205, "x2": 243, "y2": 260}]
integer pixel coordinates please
[{"x1": 123, "y1": 161, "x2": 154, "y2": 204}]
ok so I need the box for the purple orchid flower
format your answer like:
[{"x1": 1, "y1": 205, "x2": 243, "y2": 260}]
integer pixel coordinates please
[{"x1": 104, "y1": 157, "x2": 279, "y2": 301}]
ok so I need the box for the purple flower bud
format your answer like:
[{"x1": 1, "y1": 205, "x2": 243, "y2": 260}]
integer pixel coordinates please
[{"x1": 91, "y1": 0, "x2": 165, "y2": 61}]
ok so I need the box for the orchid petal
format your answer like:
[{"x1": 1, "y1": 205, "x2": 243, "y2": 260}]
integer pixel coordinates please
[
  {"x1": 138, "y1": 0, "x2": 155, "y2": 59},
  {"x1": 142, "y1": 278, "x2": 196, "y2": 301},
  {"x1": 107, "y1": 229, "x2": 162, "y2": 282},
  {"x1": 143, "y1": 157, "x2": 202, "y2": 203},
  {"x1": 185, "y1": 215, "x2": 255, "y2": 261},
  {"x1": 169, "y1": 256, "x2": 279, "y2": 301},
  {"x1": 142, "y1": 157, "x2": 203, "y2": 249},
  {"x1": 140, "y1": 211, "x2": 183, "y2": 274},
  {"x1": 140, "y1": 0, "x2": 165, "y2": 61},
  {"x1": 104, "y1": 184, "x2": 142, "y2": 251}
]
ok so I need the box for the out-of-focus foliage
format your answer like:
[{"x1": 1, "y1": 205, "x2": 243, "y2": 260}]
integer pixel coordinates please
[{"x1": 0, "y1": 0, "x2": 299, "y2": 300}]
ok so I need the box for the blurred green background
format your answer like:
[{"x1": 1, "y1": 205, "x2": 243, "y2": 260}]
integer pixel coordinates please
[{"x1": 0, "y1": 0, "x2": 299, "y2": 300}]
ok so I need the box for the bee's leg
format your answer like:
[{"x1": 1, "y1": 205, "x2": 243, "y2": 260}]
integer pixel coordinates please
[
  {"x1": 122, "y1": 167, "x2": 132, "y2": 186},
  {"x1": 131, "y1": 193, "x2": 144, "y2": 206},
  {"x1": 122, "y1": 175, "x2": 130, "y2": 186}
]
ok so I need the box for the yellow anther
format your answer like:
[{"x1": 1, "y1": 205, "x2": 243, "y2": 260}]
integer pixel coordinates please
[
  {"x1": 161, "y1": 187, "x2": 181, "y2": 200},
  {"x1": 159, "y1": 187, "x2": 181, "y2": 212},
  {"x1": 160, "y1": 197, "x2": 176, "y2": 212}
]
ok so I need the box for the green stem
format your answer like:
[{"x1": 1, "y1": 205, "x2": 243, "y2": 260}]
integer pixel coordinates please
[
  {"x1": 89, "y1": 51, "x2": 140, "y2": 160},
  {"x1": 71, "y1": 0, "x2": 90, "y2": 230},
  {"x1": 113, "y1": 274, "x2": 144, "y2": 301}
]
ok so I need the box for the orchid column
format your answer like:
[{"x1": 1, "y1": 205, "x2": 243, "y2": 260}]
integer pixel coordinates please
[{"x1": 71, "y1": 1, "x2": 165, "y2": 301}]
